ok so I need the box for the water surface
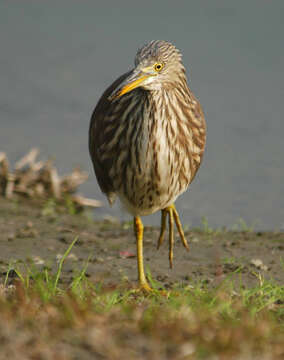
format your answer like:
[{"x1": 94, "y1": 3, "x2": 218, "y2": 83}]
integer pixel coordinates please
[{"x1": 1, "y1": 1, "x2": 283, "y2": 229}]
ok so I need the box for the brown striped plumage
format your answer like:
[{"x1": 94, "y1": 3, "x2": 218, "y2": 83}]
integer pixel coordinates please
[{"x1": 89, "y1": 40, "x2": 206, "y2": 291}]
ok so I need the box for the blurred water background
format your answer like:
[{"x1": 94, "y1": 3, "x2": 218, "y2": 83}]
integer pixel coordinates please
[{"x1": 1, "y1": 1, "x2": 283, "y2": 230}]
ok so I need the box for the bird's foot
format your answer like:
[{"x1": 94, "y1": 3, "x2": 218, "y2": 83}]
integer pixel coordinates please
[
  {"x1": 138, "y1": 281, "x2": 153, "y2": 293},
  {"x1": 130, "y1": 282, "x2": 169, "y2": 297},
  {"x1": 128, "y1": 280, "x2": 153, "y2": 295},
  {"x1": 157, "y1": 204, "x2": 189, "y2": 268}
]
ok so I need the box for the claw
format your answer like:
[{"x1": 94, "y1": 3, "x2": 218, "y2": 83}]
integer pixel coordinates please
[{"x1": 139, "y1": 282, "x2": 153, "y2": 293}]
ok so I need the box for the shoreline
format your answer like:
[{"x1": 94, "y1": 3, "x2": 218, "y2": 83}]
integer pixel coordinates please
[{"x1": 0, "y1": 197, "x2": 283, "y2": 288}]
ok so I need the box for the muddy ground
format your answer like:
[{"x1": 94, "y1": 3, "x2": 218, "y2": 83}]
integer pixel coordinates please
[{"x1": 0, "y1": 197, "x2": 283, "y2": 288}]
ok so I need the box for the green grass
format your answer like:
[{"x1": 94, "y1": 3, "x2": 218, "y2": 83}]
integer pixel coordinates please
[
  {"x1": 191, "y1": 216, "x2": 260, "y2": 235},
  {"x1": 41, "y1": 196, "x2": 82, "y2": 218},
  {"x1": 0, "y1": 238, "x2": 284, "y2": 360}
]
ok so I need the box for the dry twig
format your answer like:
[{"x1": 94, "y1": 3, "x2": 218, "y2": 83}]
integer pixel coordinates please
[{"x1": 0, "y1": 149, "x2": 101, "y2": 208}]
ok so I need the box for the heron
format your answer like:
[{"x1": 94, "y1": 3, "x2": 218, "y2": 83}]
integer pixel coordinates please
[{"x1": 89, "y1": 40, "x2": 206, "y2": 291}]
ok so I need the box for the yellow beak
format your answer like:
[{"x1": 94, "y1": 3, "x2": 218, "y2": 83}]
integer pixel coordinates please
[
  {"x1": 116, "y1": 75, "x2": 150, "y2": 98},
  {"x1": 108, "y1": 68, "x2": 153, "y2": 101}
]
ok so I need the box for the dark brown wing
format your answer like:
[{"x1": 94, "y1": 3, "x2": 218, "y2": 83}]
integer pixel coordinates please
[{"x1": 88, "y1": 71, "x2": 132, "y2": 198}]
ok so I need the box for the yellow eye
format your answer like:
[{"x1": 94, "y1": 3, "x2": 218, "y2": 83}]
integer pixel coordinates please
[{"x1": 154, "y1": 62, "x2": 164, "y2": 72}]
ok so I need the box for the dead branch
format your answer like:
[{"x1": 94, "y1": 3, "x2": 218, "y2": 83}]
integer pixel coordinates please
[{"x1": 0, "y1": 149, "x2": 101, "y2": 208}]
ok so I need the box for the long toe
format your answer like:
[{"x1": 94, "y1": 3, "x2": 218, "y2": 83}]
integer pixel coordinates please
[
  {"x1": 157, "y1": 209, "x2": 167, "y2": 249},
  {"x1": 172, "y1": 205, "x2": 190, "y2": 251}
]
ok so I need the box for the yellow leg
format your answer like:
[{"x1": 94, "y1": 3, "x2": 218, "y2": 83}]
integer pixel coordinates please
[
  {"x1": 134, "y1": 216, "x2": 152, "y2": 292},
  {"x1": 157, "y1": 209, "x2": 167, "y2": 249},
  {"x1": 168, "y1": 207, "x2": 174, "y2": 268},
  {"x1": 172, "y1": 206, "x2": 189, "y2": 251},
  {"x1": 157, "y1": 204, "x2": 189, "y2": 268}
]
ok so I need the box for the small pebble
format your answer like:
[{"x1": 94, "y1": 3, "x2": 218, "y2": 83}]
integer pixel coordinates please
[
  {"x1": 32, "y1": 256, "x2": 45, "y2": 265},
  {"x1": 67, "y1": 253, "x2": 78, "y2": 261},
  {"x1": 180, "y1": 342, "x2": 195, "y2": 357},
  {"x1": 7, "y1": 233, "x2": 15, "y2": 241},
  {"x1": 250, "y1": 258, "x2": 268, "y2": 271},
  {"x1": 56, "y1": 254, "x2": 63, "y2": 262},
  {"x1": 26, "y1": 221, "x2": 33, "y2": 228}
]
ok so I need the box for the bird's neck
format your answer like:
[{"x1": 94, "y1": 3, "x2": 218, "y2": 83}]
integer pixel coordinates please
[{"x1": 147, "y1": 79, "x2": 206, "y2": 156}]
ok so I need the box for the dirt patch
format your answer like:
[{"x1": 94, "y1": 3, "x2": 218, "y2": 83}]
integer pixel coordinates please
[{"x1": 0, "y1": 198, "x2": 283, "y2": 288}]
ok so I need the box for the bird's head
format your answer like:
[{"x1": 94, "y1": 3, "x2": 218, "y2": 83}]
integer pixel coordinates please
[{"x1": 108, "y1": 40, "x2": 186, "y2": 101}]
